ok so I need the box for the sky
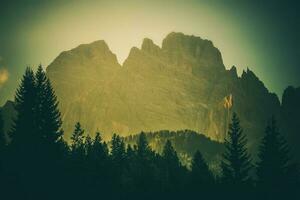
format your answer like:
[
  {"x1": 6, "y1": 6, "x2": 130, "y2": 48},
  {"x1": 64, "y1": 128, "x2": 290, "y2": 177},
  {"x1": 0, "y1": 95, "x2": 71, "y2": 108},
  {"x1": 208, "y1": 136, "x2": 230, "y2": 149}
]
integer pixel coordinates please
[{"x1": 0, "y1": 0, "x2": 299, "y2": 105}]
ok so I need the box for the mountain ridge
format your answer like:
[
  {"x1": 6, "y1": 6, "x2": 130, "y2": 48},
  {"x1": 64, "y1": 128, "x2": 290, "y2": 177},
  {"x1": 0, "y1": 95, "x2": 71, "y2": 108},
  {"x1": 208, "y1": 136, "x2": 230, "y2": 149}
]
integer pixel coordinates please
[{"x1": 45, "y1": 32, "x2": 280, "y2": 153}]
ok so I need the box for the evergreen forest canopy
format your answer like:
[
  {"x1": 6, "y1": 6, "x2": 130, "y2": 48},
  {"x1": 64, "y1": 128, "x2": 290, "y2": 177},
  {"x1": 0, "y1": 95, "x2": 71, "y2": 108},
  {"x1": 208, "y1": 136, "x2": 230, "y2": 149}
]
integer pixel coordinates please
[{"x1": 0, "y1": 66, "x2": 299, "y2": 200}]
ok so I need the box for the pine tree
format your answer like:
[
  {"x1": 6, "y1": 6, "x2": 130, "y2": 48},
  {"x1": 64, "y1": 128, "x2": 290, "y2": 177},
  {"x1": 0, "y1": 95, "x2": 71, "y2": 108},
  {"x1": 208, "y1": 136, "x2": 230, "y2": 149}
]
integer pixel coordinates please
[
  {"x1": 93, "y1": 132, "x2": 108, "y2": 161},
  {"x1": 190, "y1": 150, "x2": 214, "y2": 188},
  {"x1": 110, "y1": 134, "x2": 126, "y2": 188},
  {"x1": 221, "y1": 112, "x2": 252, "y2": 185},
  {"x1": 10, "y1": 67, "x2": 37, "y2": 150},
  {"x1": 71, "y1": 122, "x2": 85, "y2": 156},
  {"x1": 0, "y1": 111, "x2": 6, "y2": 171},
  {"x1": 86, "y1": 132, "x2": 110, "y2": 195},
  {"x1": 0, "y1": 111, "x2": 10, "y2": 200},
  {"x1": 8, "y1": 67, "x2": 44, "y2": 198},
  {"x1": 134, "y1": 132, "x2": 156, "y2": 192},
  {"x1": 110, "y1": 134, "x2": 126, "y2": 164},
  {"x1": 86, "y1": 132, "x2": 109, "y2": 173},
  {"x1": 256, "y1": 117, "x2": 299, "y2": 197},
  {"x1": 0, "y1": 110, "x2": 5, "y2": 155},
  {"x1": 68, "y1": 122, "x2": 87, "y2": 199},
  {"x1": 34, "y1": 65, "x2": 65, "y2": 196},
  {"x1": 161, "y1": 140, "x2": 182, "y2": 192},
  {"x1": 137, "y1": 132, "x2": 152, "y2": 159},
  {"x1": 35, "y1": 65, "x2": 63, "y2": 147}
]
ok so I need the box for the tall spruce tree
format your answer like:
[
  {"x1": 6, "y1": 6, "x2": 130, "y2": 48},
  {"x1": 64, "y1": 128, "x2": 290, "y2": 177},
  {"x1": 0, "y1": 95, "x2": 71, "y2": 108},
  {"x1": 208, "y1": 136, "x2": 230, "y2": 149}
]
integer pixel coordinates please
[
  {"x1": 221, "y1": 112, "x2": 252, "y2": 185},
  {"x1": 0, "y1": 110, "x2": 5, "y2": 156},
  {"x1": 69, "y1": 122, "x2": 86, "y2": 199},
  {"x1": 161, "y1": 140, "x2": 182, "y2": 192},
  {"x1": 134, "y1": 132, "x2": 156, "y2": 191},
  {"x1": 8, "y1": 67, "x2": 42, "y2": 198},
  {"x1": 71, "y1": 122, "x2": 85, "y2": 156},
  {"x1": 110, "y1": 134, "x2": 127, "y2": 194},
  {"x1": 35, "y1": 65, "x2": 65, "y2": 196},
  {"x1": 10, "y1": 67, "x2": 37, "y2": 150},
  {"x1": 256, "y1": 118, "x2": 299, "y2": 197},
  {"x1": 35, "y1": 65, "x2": 63, "y2": 148},
  {"x1": 87, "y1": 132, "x2": 110, "y2": 194},
  {"x1": 0, "y1": 111, "x2": 6, "y2": 173},
  {"x1": 190, "y1": 150, "x2": 214, "y2": 188}
]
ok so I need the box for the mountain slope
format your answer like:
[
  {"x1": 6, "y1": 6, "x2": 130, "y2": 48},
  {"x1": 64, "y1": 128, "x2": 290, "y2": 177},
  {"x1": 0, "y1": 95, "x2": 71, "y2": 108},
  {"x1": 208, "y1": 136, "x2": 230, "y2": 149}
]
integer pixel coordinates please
[{"x1": 46, "y1": 32, "x2": 280, "y2": 151}]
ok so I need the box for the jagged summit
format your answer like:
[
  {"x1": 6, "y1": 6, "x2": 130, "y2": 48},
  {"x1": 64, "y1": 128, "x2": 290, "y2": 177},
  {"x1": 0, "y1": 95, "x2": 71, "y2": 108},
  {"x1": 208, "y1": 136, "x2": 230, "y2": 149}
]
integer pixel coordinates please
[
  {"x1": 46, "y1": 32, "x2": 280, "y2": 149},
  {"x1": 141, "y1": 38, "x2": 161, "y2": 56}
]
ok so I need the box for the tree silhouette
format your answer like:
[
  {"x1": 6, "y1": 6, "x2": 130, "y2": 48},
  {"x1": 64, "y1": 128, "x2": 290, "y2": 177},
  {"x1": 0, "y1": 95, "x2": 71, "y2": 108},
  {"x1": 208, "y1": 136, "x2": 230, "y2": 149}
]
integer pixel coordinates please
[
  {"x1": 256, "y1": 117, "x2": 299, "y2": 198},
  {"x1": 71, "y1": 122, "x2": 85, "y2": 152},
  {"x1": 34, "y1": 65, "x2": 65, "y2": 197},
  {"x1": 110, "y1": 134, "x2": 126, "y2": 193},
  {"x1": 190, "y1": 150, "x2": 214, "y2": 190},
  {"x1": 85, "y1": 132, "x2": 110, "y2": 195},
  {"x1": 10, "y1": 67, "x2": 37, "y2": 150},
  {"x1": 134, "y1": 132, "x2": 157, "y2": 192},
  {"x1": 221, "y1": 113, "x2": 252, "y2": 185},
  {"x1": 0, "y1": 110, "x2": 6, "y2": 185},
  {"x1": 0, "y1": 110, "x2": 5, "y2": 158},
  {"x1": 35, "y1": 65, "x2": 63, "y2": 147},
  {"x1": 68, "y1": 122, "x2": 86, "y2": 199},
  {"x1": 161, "y1": 140, "x2": 183, "y2": 192}
]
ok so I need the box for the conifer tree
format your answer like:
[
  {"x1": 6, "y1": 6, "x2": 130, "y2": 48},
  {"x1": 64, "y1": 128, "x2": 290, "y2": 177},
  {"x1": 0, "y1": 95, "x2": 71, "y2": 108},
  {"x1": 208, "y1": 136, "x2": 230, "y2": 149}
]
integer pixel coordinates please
[
  {"x1": 8, "y1": 67, "x2": 43, "y2": 198},
  {"x1": 134, "y1": 132, "x2": 156, "y2": 191},
  {"x1": 0, "y1": 111, "x2": 5, "y2": 155},
  {"x1": 110, "y1": 134, "x2": 126, "y2": 190},
  {"x1": 35, "y1": 65, "x2": 63, "y2": 146},
  {"x1": 161, "y1": 140, "x2": 182, "y2": 192},
  {"x1": 34, "y1": 66, "x2": 64, "y2": 195},
  {"x1": 86, "y1": 132, "x2": 109, "y2": 176},
  {"x1": 0, "y1": 111, "x2": 6, "y2": 173},
  {"x1": 86, "y1": 132, "x2": 110, "y2": 195},
  {"x1": 93, "y1": 132, "x2": 108, "y2": 161},
  {"x1": 256, "y1": 118, "x2": 299, "y2": 197},
  {"x1": 137, "y1": 132, "x2": 152, "y2": 159},
  {"x1": 190, "y1": 150, "x2": 214, "y2": 188},
  {"x1": 71, "y1": 122, "x2": 85, "y2": 156},
  {"x1": 68, "y1": 122, "x2": 86, "y2": 199},
  {"x1": 111, "y1": 134, "x2": 126, "y2": 164},
  {"x1": 10, "y1": 67, "x2": 37, "y2": 150},
  {"x1": 221, "y1": 112, "x2": 252, "y2": 185}
]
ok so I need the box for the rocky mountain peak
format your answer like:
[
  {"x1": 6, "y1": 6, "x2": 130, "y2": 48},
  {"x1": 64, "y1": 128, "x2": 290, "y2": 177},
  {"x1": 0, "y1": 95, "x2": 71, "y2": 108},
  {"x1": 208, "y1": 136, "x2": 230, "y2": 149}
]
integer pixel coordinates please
[
  {"x1": 44, "y1": 32, "x2": 282, "y2": 148},
  {"x1": 141, "y1": 38, "x2": 161, "y2": 55},
  {"x1": 161, "y1": 32, "x2": 225, "y2": 71},
  {"x1": 229, "y1": 66, "x2": 238, "y2": 78},
  {"x1": 47, "y1": 40, "x2": 119, "y2": 75}
]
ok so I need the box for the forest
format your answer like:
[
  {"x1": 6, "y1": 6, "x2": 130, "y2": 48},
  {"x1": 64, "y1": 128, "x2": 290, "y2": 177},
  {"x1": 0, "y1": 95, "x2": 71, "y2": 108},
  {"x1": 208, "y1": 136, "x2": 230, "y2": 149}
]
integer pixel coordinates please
[{"x1": 0, "y1": 66, "x2": 299, "y2": 200}]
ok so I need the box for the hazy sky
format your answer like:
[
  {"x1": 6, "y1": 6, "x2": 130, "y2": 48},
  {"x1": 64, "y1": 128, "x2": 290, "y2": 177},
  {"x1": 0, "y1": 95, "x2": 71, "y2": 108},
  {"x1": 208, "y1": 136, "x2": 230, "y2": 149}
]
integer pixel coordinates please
[{"x1": 0, "y1": 0, "x2": 299, "y2": 105}]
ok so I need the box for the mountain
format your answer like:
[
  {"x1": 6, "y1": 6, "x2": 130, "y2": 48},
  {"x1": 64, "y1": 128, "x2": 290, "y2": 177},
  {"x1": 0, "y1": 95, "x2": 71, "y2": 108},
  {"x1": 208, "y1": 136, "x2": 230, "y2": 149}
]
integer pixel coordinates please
[
  {"x1": 123, "y1": 130, "x2": 224, "y2": 171},
  {"x1": 46, "y1": 32, "x2": 280, "y2": 154}
]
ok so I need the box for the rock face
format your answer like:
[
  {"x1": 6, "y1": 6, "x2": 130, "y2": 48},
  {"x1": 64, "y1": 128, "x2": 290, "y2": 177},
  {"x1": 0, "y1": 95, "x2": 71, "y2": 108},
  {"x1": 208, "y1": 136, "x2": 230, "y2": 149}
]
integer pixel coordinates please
[{"x1": 47, "y1": 32, "x2": 280, "y2": 150}]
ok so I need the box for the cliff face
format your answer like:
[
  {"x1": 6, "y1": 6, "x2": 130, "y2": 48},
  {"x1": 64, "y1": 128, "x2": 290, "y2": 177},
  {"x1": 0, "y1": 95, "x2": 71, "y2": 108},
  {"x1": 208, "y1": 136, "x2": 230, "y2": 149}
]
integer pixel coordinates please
[{"x1": 46, "y1": 32, "x2": 280, "y2": 147}]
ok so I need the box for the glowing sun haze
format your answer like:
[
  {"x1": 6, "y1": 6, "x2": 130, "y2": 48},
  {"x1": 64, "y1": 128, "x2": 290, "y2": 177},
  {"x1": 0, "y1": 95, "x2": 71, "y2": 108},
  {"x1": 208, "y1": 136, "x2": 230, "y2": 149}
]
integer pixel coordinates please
[{"x1": 0, "y1": 0, "x2": 299, "y2": 105}]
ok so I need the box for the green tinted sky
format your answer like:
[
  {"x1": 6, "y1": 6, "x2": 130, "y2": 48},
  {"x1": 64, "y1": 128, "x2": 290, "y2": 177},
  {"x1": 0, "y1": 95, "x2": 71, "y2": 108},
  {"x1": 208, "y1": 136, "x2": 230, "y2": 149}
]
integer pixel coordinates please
[{"x1": 0, "y1": 0, "x2": 299, "y2": 105}]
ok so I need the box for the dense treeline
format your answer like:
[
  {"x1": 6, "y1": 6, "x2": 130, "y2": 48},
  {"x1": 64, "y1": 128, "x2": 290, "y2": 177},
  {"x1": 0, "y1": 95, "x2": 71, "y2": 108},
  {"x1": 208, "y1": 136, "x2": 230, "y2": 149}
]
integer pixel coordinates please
[
  {"x1": 123, "y1": 129, "x2": 224, "y2": 169},
  {"x1": 0, "y1": 67, "x2": 299, "y2": 200}
]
